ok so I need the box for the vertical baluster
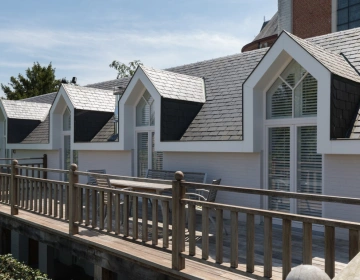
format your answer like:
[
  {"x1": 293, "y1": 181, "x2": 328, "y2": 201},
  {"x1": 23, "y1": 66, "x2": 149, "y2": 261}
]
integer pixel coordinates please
[
  {"x1": 349, "y1": 229, "x2": 360, "y2": 261},
  {"x1": 107, "y1": 190, "x2": 112, "y2": 232},
  {"x1": 303, "y1": 222, "x2": 312, "y2": 264},
  {"x1": 325, "y1": 226, "x2": 335, "y2": 279},
  {"x1": 264, "y1": 216, "x2": 272, "y2": 278},
  {"x1": 142, "y1": 197, "x2": 148, "y2": 242},
  {"x1": 152, "y1": 198, "x2": 158, "y2": 246},
  {"x1": 123, "y1": 194, "x2": 129, "y2": 237},
  {"x1": 31, "y1": 166, "x2": 35, "y2": 209},
  {"x1": 65, "y1": 185, "x2": 69, "y2": 220},
  {"x1": 85, "y1": 188, "x2": 90, "y2": 226},
  {"x1": 39, "y1": 182, "x2": 43, "y2": 214},
  {"x1": 6, "y1": 176, "x2": 9, "y2": 204},
  {"x1": 25, "y1": 169, "x2": 28, "y2": 209},
  {"x1": 216, "y1": 208, "x2": 223, "y2": 264},
  {"x1": 49, "y1": 183, "x2": 53, "y2": 216},
  {"x1": 91, "y1": 189, "x2": 97, "y2": 228},
  {"x1": 59, "y1": 184, "x2": 63, "y2": 219},
  {"x1": 188, "y1": 204, "x2": 196, "y2": 256},
  {"x1": 202, "y1": 206, "x2": 209, "y2": 260},
  {"x1": 246, "y1": 213, "x2": 255, "y2": 273},
  {"x1": 99, "y1": 191, "x2": 104, "y2": 230},
  {"x1": 44, "y1": 182, "x2": 48, "y2": 215},
  {"x1": 230, "y1": 211, "x2": 238, "y2": 268},
  {"x1": 115, "y1": 193, "x2": 120, "y2": 235},
  {"x1": 77, "y1": 186, "x2": 82, "y2": 224},
  {"x1": 282, "y1": 219, "x2": 292, "y2": 280},
  {"x1": 54, "y1": 184, "x2": 58, "y2": 217},
  {"x1": 132, "y1": 196, "x2": 138, "y2": 239},
  {"x1": 29, "y1": 180, "x2": 33, "y2": 211},
  {"x1": 1, "y1": 174, "x2": 4, "y2": 202},
  {"x1": 162, "y1": 201, "x2": 169, "y2": 248},
  {"x1": 34, "y1": 181, "x2": 38, "y2": 212},
  {"x1": 17, "y1": 177, "x2": 21, "y2": 207}
]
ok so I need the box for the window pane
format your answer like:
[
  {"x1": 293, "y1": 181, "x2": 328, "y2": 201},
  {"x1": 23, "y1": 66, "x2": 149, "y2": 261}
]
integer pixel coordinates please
[
  {"x1": 136, "y1": 90, "x2": 155, "y2": 127},
  {"x1": 64, "y1": 135, "x2": 70, "y2": 180},
  {"x1": 349, "y1": 4, "x2": 360, "y2": 21},
  {"x1": 349, "y1": 0, "x2": 360, "y2": 5},
  {"x1": 297, "y1": 126, "x2": 322, "y2": 217},
  {"x1": 294, "y1": 73, "x2": 317, "y2": 117},
  {"x1": 63, "y1": 107, "x2": 71, "y2": 131},
  {"x1": 152, "y1": 132, "x2": 163, "y2": 170},
  {"x1": 267, "y1": 78, "x2": 292, "y2": 119},
  {"x1": 137, "y1": 133, "x2": 148, "y2": 177},
  {"x1": 280, "y1": 60, "x2": 306, "y2": 88},
  {"x1": 338, "y1": 8, "x2": 349, "y2": 25},
  {"x1": 338, "y1": 0, "x2": 348, "y2": 9},
  {"x1": 268, "y1": 127, "x2": 290, "y2": 212},
  {"x1": 349, "y1": 19, "x2": 360, "y2": 28},
  {"x1": 337, "y1": 23, "x2": 349, "y2": 30}
]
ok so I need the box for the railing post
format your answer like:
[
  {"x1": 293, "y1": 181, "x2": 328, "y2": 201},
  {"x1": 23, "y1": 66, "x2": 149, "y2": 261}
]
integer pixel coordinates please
[
  {"x1": 172, "y1": 171, "x2": 185, "y2": 270},
  {"x1": 43, "y1": 154, "x2": 47, "y2": 179},
  {"x1": 69, "y1": 164, "x2": 79, "y2": 235},
  {"x1": 10, "y1": 160, "x2": 18, "y2": 215}
]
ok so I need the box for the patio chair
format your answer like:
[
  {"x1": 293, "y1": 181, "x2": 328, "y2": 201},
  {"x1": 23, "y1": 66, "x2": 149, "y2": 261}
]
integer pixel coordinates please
[{"x1": 185, "y1": 179, "x2": 227, "y2": 235}]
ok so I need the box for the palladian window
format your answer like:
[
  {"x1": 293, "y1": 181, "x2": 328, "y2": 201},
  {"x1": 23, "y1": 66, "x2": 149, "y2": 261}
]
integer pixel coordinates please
[{"x1": 266, "y1": 59, "x2": 322, "y2": 217}]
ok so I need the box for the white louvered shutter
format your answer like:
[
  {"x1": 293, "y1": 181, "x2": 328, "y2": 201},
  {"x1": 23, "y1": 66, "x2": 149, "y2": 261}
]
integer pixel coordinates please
[
  {"x1": 297, "y1": 126, "x2": 322, "y2": 217},
  {"x1": 268, "y1": 127, "x2": 291, "y2": 212},
  {"x1": 151, "y1": 132, "x2": 163, "y2": 170},
  {"x1": 267, "y1": 77, "x2": 293, "y2": 119},
  {"x1": 295, "y1": 73, "x2": 317, "y2": 117},
  {"x1": 137, "y1": 133, "x2": 148, "y2": 177}
]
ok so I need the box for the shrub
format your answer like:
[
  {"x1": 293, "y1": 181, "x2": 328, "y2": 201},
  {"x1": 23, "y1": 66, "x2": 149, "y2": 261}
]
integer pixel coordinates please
[{"x1": 0, "y1": 254, "x2": 49, "y2": 280}]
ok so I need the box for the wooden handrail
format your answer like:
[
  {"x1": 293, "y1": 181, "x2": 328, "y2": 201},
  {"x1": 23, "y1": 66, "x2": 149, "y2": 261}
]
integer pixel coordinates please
[{"x1": 15, "y1": 165, "x2": 68, "y2": 174}]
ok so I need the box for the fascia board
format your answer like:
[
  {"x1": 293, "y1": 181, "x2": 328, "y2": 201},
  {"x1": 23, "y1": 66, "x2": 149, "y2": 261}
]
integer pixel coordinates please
[
  {"x1": 7, "y1": 143, "x2": 53, "y2": 150},
  {"x1": 156, "y1": 141, "x2": 250, "y2": 153},
  {"x1": 0, "y1": 101, "x2": 8, "y2": 119},
  {"x1": 72, "y1": 142, "x2": 123, "y2": 151}
]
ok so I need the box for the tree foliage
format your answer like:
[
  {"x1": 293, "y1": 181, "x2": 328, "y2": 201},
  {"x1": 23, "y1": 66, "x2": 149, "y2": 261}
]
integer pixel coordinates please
[
  {"x1": 0, "y1": 254, "x2": 49, "y2": 280},
  {"x1": 109, "y1": 60, "x2": 143, "y2": 79},
  {"x1": 1, "y1": 62, "x2": 61, "y2": 100}
]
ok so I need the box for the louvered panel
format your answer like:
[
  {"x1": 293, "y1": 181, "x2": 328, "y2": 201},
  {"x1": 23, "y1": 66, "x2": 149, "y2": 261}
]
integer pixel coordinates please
[
  {"x1": 267, "y1": 78, "x2": 293, "y2": 119},
  {"x1": 137, "y1": 133, "x2": 148, "y2": 177},
  {"x1": 152, "y1": 132, "x2": 163, "y2": 170},
  {"x1": 300, "y1": 74, "x2": 317, "y2": 117},
  {"x1": 268, "y1": 127, "x2": 291, "y2": 213},
  {"x1": 297, "y1": 126, "x2": 322, "y2": 217}
]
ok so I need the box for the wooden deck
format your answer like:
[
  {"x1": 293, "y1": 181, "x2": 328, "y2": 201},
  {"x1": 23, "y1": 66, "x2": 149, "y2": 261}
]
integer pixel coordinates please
[{"x1": 0, "y1": 201, "x2": 348, "y2": 280}]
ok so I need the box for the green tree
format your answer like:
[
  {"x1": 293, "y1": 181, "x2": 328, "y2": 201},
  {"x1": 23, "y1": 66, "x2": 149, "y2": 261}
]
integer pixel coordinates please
[
  {"x1": 1, "y1": 62, "x2": 61, "y2": 100},
  {"x1": 109, "y1": 60, "x2": 143, "y2": 79}
]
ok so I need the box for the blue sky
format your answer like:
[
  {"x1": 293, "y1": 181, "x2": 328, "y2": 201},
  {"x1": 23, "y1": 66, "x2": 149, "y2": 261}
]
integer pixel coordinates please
[{"x1": 0, "y1": 0, "x2": 277, "y2": 97}]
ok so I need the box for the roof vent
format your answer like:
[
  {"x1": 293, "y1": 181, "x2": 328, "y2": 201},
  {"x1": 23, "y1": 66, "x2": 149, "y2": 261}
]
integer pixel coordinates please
[{"x1": 71, "y1": 77, "x2": 77, "y2": 84}]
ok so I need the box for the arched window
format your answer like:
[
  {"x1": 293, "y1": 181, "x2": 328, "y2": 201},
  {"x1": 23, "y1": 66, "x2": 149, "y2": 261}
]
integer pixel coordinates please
[
  {"x1": 136, "y1": 90, "x2": 155, "y2": 127},
  {"x1": 266, "y1": 59, "x2": 322, "y2": 217}
]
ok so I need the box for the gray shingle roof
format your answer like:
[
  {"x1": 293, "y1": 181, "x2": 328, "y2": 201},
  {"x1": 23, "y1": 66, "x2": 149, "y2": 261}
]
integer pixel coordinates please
[
  {"x1": 254, "y1": 12, "x2": 278, "y2": 41},
  {"x1": 21, "y1": 115, "x2": 49, "y2": 144},
  {"x1": 140, "y1": 65, "x2": 205, "y2": 103},
  {"x1": 86, "y1": 77, "x2": 131, "y2": 95},
  {"x1": 286, "y1": 31, "x2": 360, "y2": 83},
  {"x1": 91, "y1": 116, "x2": 117, "y2": 142},
  {"x1": 1, "y1": 100, "x2": 51, "y2": 121},
  {"x1": 62, "y1": 84, "x2": 115, "y2": 112},
  {"x1": 22, "y1": 92, "x2": 57, "y2": 104}
]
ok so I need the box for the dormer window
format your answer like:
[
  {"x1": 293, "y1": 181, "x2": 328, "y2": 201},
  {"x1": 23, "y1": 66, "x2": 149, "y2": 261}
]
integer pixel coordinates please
[
  {"x1": 136, "y1": 90, "x2": 155, "y2": 126},
  {"x1": 63, "y1": 107, "x2": 71, "y2": 131}
]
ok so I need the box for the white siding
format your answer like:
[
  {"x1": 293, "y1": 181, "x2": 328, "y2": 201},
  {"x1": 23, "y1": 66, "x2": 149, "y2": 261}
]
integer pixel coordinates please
[
  {"x1": 163, "y1": 152, "x2": 262, "y2": 211},
  {"x1": 78, "y1": 150, "x2": 132, "y2": 183},
  {"x1": 278, "y1": 0, "x2": 292, "y2": 34},
  {"x1": 14, "y1": 149, "x2": 60, "y2": 181}
]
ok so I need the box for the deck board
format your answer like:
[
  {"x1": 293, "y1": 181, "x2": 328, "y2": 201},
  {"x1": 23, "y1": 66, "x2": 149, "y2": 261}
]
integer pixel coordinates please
[{"x1": 0, "y1": 201, "x2": 349, "y2": 279}]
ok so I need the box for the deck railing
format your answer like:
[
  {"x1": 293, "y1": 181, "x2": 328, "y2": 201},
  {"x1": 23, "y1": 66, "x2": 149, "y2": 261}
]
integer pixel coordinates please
[
  {"x1": 172, "y1": 171, "x2": 360, "y2": 280},
  {"x1": 4, "y1": 162, "x2": 360, "y2": 279}
]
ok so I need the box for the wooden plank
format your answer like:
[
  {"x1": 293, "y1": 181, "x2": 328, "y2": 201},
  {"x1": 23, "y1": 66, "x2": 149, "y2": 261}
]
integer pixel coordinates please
[
  {"x1": 188, "y1": 204, "x2": 196, "y2": 256},
  {"x1": 230, "y1": 211, "x2": 238, "y2": 268},
  {"x1": 152, "y1": 198, "x2": 158, "y2": 246},
  {"x1": 303, "y1": 222, "x2": 312, "y2": 265},
  {"x1": 91, "y1": 189, "x2": 97, "y2": 228},
  {"x1": 107, "y1": 190, "x2": 112, "y2": 233},
  {"x1": 43, "y1": 182, "x2": 48, "y2": 215},
  {"x1": 349, "y1": 229, "x2": 359, "y2": 261},
  {"x1": 246, "y1": 213, "x2": 255, "y2": 273},
  {"x1": 85, "y1": 188, "x2": 90, "y2": 226},
  {"x1": 54, "y1": 184, "x2": 58, "y2": 218},
  {"x1": 216, "y1": 209, "x2": 223, "y2": 264},
  {"x1": 282, "y1": 219, "x2": 291, "y2": 280},
  {"x1": 99, "y1": 191, "x2": 104, "y2": 230},
  {"x1": 132, "y1": 196, "x2": 138, "y2": 240},
  {"x1": 162, "y1": 201, "x2": 169, "y2": 248},
  {"x1": 142, "y1": 197, "x2": 148, "y2": 242},
  {"x1": 325, "y1": 225, "x2": 335, "y2": 279},
  {"x1": 264, "y1": 216, "x2": 272, "y2": 278},
  {"x1": 202, "y1": 206, "x2": 209, "y2": 260},
  {"x1": 115, "y1": 194, "x2": 120, "y2": 235},
  {"x1": 123, "y1": 195, "x2": 129, "y2": 237}
]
